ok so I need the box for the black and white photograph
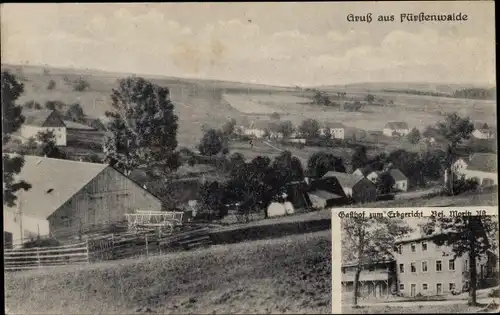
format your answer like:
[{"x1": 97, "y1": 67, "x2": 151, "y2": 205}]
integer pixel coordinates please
[
  {"x1": 338, "y1": 209, "x2": 499, "y2": 314},
  {"x1": 2, "y1": 1, "x2": 497, "y2": 314}
]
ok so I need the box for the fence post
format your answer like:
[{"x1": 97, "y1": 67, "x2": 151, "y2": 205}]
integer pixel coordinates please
[
  {"x1": 158, "y1": 228, "x2": 162, "y2": 256},
  {"x1": 110, "y1": 233, "x2": 115, "y2": 260},
  {"x1": 145, "y1": 233, "x2": 149, "y2": 257},
  {"x1": 37, "y1": 247, "x2": 41, "y2": 268}
]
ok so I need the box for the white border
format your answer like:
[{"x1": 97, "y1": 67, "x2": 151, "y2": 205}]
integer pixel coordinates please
[{"x1": 332, "y1": 206, "x2": 498, "y2": 314}]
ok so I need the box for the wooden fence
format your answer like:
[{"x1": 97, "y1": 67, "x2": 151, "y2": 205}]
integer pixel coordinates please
[
  {"x1": 5, "y1": 225, "x2": 214, "y2": 271},
  {"x1": 4, "y1": 241, "x2": 89, "y2": 271}
]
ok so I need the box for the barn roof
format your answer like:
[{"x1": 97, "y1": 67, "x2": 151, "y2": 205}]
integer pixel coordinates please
[
  {"x1": 384, "y1": 122, "x2": 409, "y2": 130},
  {"x1": 389, "y1": 169, "x2": 407, "y2": 181},
  {"x1": 4, "y1": 155, "x2": 108, "y2": 219},
  {"x1": 23, "y1": 110, "x2": 65, "y2": 127},
  {"x1": 467, "y1": 153, "x2": 497, "y2": 173},
  {"x1": 63, "y1": 120, "x2": 96, "y2": 130},
  {"x1": 322, "y1": 171, "x2": 364, "y2": 188}
]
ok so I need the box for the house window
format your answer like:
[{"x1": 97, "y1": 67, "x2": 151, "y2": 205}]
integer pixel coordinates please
[
  {"x1": 341, "y1": 268, "x2": 346, "y2": 274},
  {"x1": 411, "y1": 262, "x2": 416, "y2": 273},
  {"x1": 422, "y1": 283, "x2": 428, "y2": 291},
  {"x1": 422, "y1": 261, "x2": 428, "y2": 272},
  {"x1": 436, "y1": 260, "x2": 442, "y2": 272},
  {"x1": 449, "y1": 283, "x2": 456, "y2": 291},
  {"x1": 422, "y1": 241, "x2": 427, "y2": 251},
  {"x1": 397, "y1": 245, "x2": 402, "y2": 254},
  {"x1": 449, "y1": 259, "x2": 455, "y2": 271},
  {"x1": 399, "y1": 263, "x2": 404, "y2": 273},
  {"x1": 464, "y1": 259, "x2": 468, "y2": 271},
  {"x1": 399, "y1": 283, "x2": 404, "y2": 291},
  {"x1": 411, "y1": 243, "x2": 416, "y2": 252}
]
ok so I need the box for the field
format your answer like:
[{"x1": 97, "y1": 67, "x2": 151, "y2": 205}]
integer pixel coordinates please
[
  {"x1": 3, "y1": 64, "x2": 496, "y2": 151},
  {"x1": 5, "y1": 231, "x2": 331, "y2": 314},
  {"x1": 342, "y1": 303, "x2": 498, "y2": 314}
]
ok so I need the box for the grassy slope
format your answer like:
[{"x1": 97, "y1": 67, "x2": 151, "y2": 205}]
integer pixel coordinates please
[
  {"x1": 5, "y1": 231, "x2": 331, "y2": 314},
  {"x1": 342, "y1": 303, "x2": 497, "y2": 314}
]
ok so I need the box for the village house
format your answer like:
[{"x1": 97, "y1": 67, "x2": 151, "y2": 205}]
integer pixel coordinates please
[
  {"x1": 452, "y1": 153, "x2": 497, "y2": 186},
  {"x1": 319, "y1": 122, "x2": 345, "y2": 140},
  {"x1": 235, "y1": 120, "x2": 271, "y2": 139},
  {"x1": 322, "y1": 171, "x2": 377, "y2": 203},
  {"x1": 389, "y1": 169, "x2": 409, "y2": 192},
  {"x1": 383, "y1": 122, "x2": 410, "y2": 137},
  {"x1": 3, "y1": 155, "x2": 163, "y2": 247},
  {"x1": 342, "y1": 231, "x2": 498, "y2": 299},
  {"x1": 341, "y1": 260, "x2": 397, "y2": 299},
  {"x1": 307, "y1": 177, "x2": 348, "y2": 208},
  {"x1": 20, "y1": 110, "x2": 67, "y2": 146},
  {"x1": 472, "y1": 122, "x2": 496, "y2": 140},
  {"x1": 394, "y1": 233, "x2": 498, "y2": 297}
]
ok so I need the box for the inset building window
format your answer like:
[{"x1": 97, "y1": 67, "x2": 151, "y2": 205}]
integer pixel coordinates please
[
  {"x1": 436, "y1": 260, "x2": 442, "y2": 272},
  {"x1": 411, "y1": 243, "x2": 416, "y2": 252},
  {"x1": 449, "y1": 259, "x2": 455, "y2": 271},
  {"x1": 399, "y1": 263, "x2": 404, "y2": 273},
  {"x1": 422, "y1": 241, "x2": 427, "y2": 251},
  {"x1": 411, "y1": 262, "x2": 416, "y2": 273},
  {"x1": 422, "y1": 261, "x2": 428, "y2": 272}
]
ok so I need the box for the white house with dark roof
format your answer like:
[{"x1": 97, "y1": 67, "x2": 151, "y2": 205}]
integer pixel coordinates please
[
  {"x1": 3, "y1": 155, "x2": 163, "y2": 247},
  {"x1": 319, "y1": 122, "x2": 345, "y2": 140},
  {"x1": 20, "y1": 110, "x2": 67, "y2": 146},
  {"x1": 383, "y1": 122, "x2": 410, "y2": 137},
  {"x1": 389, "y1": 169, "x2": 409, "y2": 192},
  {"x1": 452, "y1": 153, "x2": 497, "y2": 186},
  {"x1": 472, "y1": 123, "x2": 496, "y2": 140}
]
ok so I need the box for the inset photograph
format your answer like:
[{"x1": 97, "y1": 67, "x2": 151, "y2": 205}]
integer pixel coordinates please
[{"x1": 339, "y1": 210, "x2": 499, "y2": 314}]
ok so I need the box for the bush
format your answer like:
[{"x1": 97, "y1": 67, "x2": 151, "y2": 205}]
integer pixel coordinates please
[
  {"x1": 47, "y1": 79, "x2": 56, "y2": 90},
  {"x1": 73, "y1": 78, "x2": 90, "y2": 92},
  {"x1": 444, "y1": 175, "x2": 479, "y2": 196},
  {"x1": 23, "y1": 237, "x2": 60, "y2": 248},
  {"x1": 488, "y1": 288, "x2": 500, "y2": 298}
]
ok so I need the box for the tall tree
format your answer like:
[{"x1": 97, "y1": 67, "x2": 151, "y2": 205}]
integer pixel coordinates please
[
  {"x1": 198, "y1": 128, "x2": 225, "y2": 156},
  {"x1": 277, "y1": 120, "x2": 295, "y2": 138},
  {"x1": 34, "y1": 130, "x2": 67, "y2": 159},
  {"x1": 307, "y1": 152, "x2": 346, "y2": 178},
  {"x1": 2, "y1": 71, "x2": 31, "y2": 207},
  {"x1": 221, "y1": 118, "x2": 236, "y2": 137},
  {"x1": 407, "y1": 127, "x2": 421, "y2": 144},
  {"x1": 436, "y1": 113, "x2": 474, "y2": 193},
  {"x1": 351, "y1": 145, "x2": 368, "y2": 171},
  {"x1": 65, "y1": 103, "x2": 86, "y2": 122},
  {"x1": 103, "y1": 76, "x2": 180, "y2": 176},
  {"x1": 298, "y1": 118, "x2": 320, "y2": 139},
  {"x1": 422, "y1": 215, "x2": 496, "y2": 305},
  {"x1": 342, "y1": 217, "x2": 412, "y2": 307}
]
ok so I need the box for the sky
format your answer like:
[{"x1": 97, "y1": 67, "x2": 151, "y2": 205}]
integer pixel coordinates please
[{"x1": 1, "y1": 2, "x2": 496, "y2": 87}]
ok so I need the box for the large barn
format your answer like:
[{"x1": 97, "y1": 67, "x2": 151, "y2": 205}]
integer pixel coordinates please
[{"x1": 3, "y1": 155, "x2": 163, "y2": 247}]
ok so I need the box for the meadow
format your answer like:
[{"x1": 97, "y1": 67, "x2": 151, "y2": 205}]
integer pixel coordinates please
[
  {"x1": 3, "y1": 63, "x2": 495, "y2": 151},
  {"x1": 5, "y1": 230, "x2": 331, "y2": 314}
]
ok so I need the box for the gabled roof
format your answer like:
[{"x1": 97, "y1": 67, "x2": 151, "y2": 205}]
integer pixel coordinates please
[
  {"x1": 308, "y1": 189, "x2": 343, "y2": 201},
  {"x1": 63, "y1": 120, "x2": 96, "y2": 130},
  {"x1": 467, "y1": 153, "x2": 497, "y2": 173},
  {"x1": 384, "y1": 121, "x2": 409, "y2": 130},
  {"x1": 354, "y1": 165, "x2": 376, "y2": 177},
  {"x1": 323, "y1": 122, "x2": 345, "y2": 129},
  {"x1": 389, "y1": 168, "x2": 407, "y2": 181},
  {"x1": 4, "y1": 155, "x2": 109, "y2": 219},
  {"x1": 22, "y1": 110, "x2": 66, "y2": 127},
  {"x1": 322, "y1": 171, "x2": 365, "y2": 188}
]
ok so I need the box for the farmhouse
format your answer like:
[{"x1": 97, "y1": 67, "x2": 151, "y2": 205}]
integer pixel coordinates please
[
  {"x1": 319, "y1": 122, "x2": 345, "y2": 140},
  {"x1": 3, "y1": 155, "x2": 163, "y2": 247},
  {"x1": 342, "y1": 231, "x2": 498, "y2": 299},
  {"x1": 383, "y1": 122, "x2": 410, "y2": 137},
  {"x1": 20, "y1": 110, "x2": 67, "y2": 146},
  {"x1": 322, "y1": 171, "x2": 377, "y2": 203},
  {"x1": 388, "y1": 169, "x2": 409, "y2": 192},
  {"x1": 236, "y1": 120, "x2": 272, "y2": 139},
  {"x1": 452, "y1": 153, "x2": 497, "y2": 186},
  {"x1": 472, "y1": 123, "x2": 496, "y2": 139},
  {"x1": 308, "y1": 177, "x2": 348, "y2": 208}
]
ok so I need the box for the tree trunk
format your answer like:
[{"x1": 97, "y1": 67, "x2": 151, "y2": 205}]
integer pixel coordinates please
[
  {"x1": 468, "y1": 251, "x2": 478, "y2": 306},
  {"x1": 353, "y1": 265, "x2": 362, "y2": 307},
  {"x1": 468, "y1": 216, "x2": 478, "y2": 306}
]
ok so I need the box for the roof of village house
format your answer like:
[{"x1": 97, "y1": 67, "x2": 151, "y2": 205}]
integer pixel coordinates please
[
  {"x1": 389, "y1": 168, "x2": 407, "y2": 181},
  {"x1": 384, "y1": 121, "x2": 409, "y2": 130},
  {"x1": 354, "y1": 165, "x2": 378, "y2": 177},
  {"x1": 308, "y1": 189, "x2": 343, "y2": 201},
  {"x1": 322, "y1": 122, "x2": 345, "y2": 129},
  {"x1": 22, "y1": 110, "x2": 65, "y2": 127},
  {"x1": 63, "y1": 120, "x2": 96, "y2": 130},
  {"x1": 4, "y1": 155, "x2": 109, "y2": 219},
  {"x1": 467, "y1": 153, "x2": 497, "y2": 173},
  {"x1": 246, "y1": 120, "x2": 275, "y2": 130},
  {"x1": 322, "y1": 171, "x2": 365, "y2": 188}
]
